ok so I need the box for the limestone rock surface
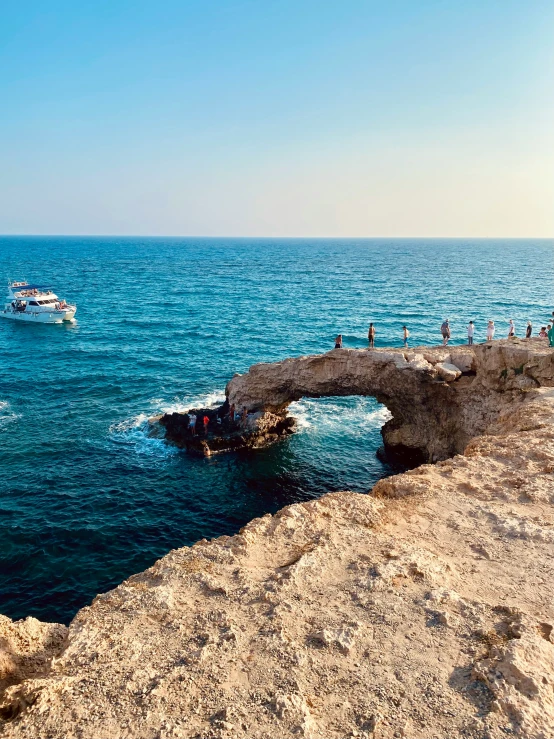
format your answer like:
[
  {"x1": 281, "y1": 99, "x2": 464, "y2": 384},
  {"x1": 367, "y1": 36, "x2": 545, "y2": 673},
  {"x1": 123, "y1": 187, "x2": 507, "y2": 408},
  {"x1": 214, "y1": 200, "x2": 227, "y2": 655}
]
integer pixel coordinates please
[{"x1": 436, "y1": 361, "x2": 462, "y2": 381}]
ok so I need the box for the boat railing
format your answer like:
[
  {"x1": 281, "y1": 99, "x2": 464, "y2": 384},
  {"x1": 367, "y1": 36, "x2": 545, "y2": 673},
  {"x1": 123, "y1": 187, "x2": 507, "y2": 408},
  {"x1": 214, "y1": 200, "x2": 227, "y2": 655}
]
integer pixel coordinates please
[{"x1": 12, "y1": 291, "x2": 54, "y2": 298}]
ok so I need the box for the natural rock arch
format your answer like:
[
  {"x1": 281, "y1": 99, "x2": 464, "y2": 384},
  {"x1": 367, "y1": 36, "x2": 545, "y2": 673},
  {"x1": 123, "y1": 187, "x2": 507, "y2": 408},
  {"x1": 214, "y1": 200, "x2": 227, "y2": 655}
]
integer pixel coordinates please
[{"x1": 227, "y1": 342, "x2": 553, "y2": 464}]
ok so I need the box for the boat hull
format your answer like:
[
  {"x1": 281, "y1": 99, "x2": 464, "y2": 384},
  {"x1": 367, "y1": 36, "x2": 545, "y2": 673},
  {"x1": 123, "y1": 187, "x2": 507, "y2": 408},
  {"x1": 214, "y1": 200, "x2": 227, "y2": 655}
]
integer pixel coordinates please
[{"x1": 0, "y1": 309, "x2": 76, "y2": 324}]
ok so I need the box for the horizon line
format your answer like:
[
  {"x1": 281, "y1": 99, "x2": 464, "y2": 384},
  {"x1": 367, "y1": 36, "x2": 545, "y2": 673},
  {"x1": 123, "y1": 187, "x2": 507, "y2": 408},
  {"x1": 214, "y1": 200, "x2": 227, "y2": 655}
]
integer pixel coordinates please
[{"x1": 0, "y1": 234, "x2": 553, "y2": 240}]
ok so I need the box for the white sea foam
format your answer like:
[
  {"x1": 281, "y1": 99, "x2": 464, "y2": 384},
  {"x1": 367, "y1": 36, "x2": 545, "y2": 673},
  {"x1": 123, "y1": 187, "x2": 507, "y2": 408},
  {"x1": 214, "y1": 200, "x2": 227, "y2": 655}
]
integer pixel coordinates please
[
  {"x1": 158, "y1": 389, "x2": 226, "y2": 416},
  {"x1": 0, "y1": 400, "x2": 19, "y2": 429},
  {"x1": 109, "y1": 411, "x2": 176, "y2": 459},
  {"x1": 364, "y1": 406, "x2": 393, "y2": 424},
  {"x1": 289, "y1": 398, "x2": 391, "y2": 435},
  {"x1": 109, "y1": 413, "x2": 150, "y2": 435}
]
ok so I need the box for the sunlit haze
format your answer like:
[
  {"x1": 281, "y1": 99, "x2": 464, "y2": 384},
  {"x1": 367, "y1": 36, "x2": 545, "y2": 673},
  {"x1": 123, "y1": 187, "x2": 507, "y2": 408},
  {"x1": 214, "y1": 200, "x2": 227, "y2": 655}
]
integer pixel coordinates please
[{"x1": 1, "y1": 0, "x2": 553, "y2": 236}]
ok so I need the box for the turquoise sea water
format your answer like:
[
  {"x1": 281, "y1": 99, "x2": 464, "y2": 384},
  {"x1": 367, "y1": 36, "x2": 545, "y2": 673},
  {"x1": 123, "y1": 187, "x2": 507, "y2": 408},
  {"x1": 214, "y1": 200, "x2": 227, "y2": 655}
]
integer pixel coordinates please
[{"x1": 1, "y1": 237, "x2": 552, "y2": 624}]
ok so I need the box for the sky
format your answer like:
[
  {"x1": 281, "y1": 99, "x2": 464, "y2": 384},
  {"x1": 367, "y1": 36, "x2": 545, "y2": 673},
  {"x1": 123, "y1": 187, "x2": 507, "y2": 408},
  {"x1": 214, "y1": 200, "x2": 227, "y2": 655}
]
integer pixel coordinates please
[{"x1": 0, "y1": 0, "x2": 553, "y2": 237}]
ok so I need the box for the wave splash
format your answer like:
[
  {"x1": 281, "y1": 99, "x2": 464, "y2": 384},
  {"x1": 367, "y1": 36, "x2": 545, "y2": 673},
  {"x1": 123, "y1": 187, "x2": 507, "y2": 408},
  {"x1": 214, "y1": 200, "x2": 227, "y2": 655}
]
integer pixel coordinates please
[{"x1": 108, "y1": 390, "x2": 226, "y2": 458}]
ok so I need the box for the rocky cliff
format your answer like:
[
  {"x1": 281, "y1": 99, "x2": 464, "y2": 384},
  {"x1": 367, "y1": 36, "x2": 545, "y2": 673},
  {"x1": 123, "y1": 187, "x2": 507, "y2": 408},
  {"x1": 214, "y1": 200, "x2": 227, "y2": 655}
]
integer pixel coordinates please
[{"x1": 1, "y1": 339, "x2": 554, "y2": 739}]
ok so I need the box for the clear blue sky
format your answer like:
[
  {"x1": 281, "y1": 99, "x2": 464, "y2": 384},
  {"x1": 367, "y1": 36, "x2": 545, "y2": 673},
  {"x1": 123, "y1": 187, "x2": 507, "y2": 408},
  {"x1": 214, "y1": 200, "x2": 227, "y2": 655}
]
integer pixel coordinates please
[{"x1": 1, "y1": 0, "x2": 553, "y2": 236}]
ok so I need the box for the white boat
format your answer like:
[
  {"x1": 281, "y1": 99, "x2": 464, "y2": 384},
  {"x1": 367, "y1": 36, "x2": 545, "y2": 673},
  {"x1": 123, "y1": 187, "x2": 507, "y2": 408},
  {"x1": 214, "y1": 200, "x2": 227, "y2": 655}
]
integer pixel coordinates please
[{"x1": 0, "y1": 281, "x2": 77, "y2": 323}]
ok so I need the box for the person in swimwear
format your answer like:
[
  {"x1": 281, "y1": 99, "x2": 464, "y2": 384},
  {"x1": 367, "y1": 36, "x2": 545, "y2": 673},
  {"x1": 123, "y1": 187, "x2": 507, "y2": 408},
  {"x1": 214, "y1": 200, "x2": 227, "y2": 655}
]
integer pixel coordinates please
[
  {"x1": 368, "y1": 323, "x2": 375, "y2": 349},
  {"x1": 334, "y1": 334, "x2": 343, "y2": 349}
]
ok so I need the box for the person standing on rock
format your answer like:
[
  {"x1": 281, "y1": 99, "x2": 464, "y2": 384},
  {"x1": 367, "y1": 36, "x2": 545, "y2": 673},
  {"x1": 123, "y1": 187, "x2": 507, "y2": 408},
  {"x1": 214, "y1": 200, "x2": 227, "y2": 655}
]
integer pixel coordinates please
[
  {"x1": 526, "y1": 322, "x2": 532, "y2": 339},
  {"x1": 188, "y1": 413, "x2": 197, "y2": 436},
  {"x1": 467, "y1": 321, "x2": 475, "y2": 346},
  {"x1": 334, "y1": 334, "x2": 343, "y2": 349},
  {"x1": 441, "y1": 319, "x2": 450, "y2": 346},
  {"x1": 548, "y1": 325, "x2": 554, "y2": 347},
  {"x1": 487, "y1": 320, "x2": 495, "y2": 341},
  {"x1": 203, "y1": 415, "x2": 210, "y2": 435},
  {"x1": 508, "y1": 319, "x2": 516, "y2": 338},
  {"x1": 402, "y1": 326, "x2": 409, "y2": 348},
  {"x1": 368, "y1": 323, "x2": 376, "y2": 349}
]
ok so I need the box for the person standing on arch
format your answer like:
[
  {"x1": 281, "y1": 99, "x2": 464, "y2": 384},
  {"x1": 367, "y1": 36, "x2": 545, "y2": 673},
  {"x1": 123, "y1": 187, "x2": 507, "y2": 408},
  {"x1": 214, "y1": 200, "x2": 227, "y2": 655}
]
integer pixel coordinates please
[
  {"x1": 334, "y1": 334, "x2": 343, "y2": 349},
  {"x1": 467, "y1": 321, "x2": 475, "y2": 346},
  {"x1": 368, "y1": 323, "x2": 376, "y2": 349},
  {"x1": 441, "y1": 319, "x2": 451, "y2": 346},
  {"x1": 402, "y1": 326, "x2": 409, "y2": 348}
]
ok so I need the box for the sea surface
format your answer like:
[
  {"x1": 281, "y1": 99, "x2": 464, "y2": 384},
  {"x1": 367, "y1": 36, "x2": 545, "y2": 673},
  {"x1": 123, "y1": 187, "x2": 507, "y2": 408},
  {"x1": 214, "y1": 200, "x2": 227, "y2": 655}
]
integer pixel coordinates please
[{"x1": 0, "y1": 237, "x2": 552, "y2": 624}]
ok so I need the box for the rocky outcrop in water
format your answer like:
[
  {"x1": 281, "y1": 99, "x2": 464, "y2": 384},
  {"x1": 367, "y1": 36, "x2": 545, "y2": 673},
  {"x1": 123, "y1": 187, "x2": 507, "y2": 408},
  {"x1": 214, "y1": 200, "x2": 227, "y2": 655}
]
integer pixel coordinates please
[
  {"x1": 1, "y1": 339, "x2": 554, "y2": 739},
  {"x1": 156, "y1": 403, "x2": 295, "y2": 456}
]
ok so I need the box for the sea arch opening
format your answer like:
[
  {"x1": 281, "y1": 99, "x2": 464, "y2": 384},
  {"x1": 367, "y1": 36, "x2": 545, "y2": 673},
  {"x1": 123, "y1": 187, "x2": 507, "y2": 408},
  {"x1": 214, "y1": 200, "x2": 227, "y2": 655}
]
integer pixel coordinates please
[{"x1": 286, "y1": 394, "x2": 396, "y2": 486}]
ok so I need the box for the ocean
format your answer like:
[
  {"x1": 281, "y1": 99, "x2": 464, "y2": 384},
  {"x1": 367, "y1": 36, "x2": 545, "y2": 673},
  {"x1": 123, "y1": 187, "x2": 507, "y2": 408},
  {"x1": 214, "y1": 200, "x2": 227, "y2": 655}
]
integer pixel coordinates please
[{"x1": 0, "y1": 237, "x2": 552, "y2": 624}]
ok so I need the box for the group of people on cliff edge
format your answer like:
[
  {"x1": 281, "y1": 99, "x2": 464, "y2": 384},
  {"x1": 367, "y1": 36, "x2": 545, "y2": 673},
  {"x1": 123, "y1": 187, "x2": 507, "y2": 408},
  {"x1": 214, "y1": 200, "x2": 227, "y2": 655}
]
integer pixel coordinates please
[
  {"x1": 334, "y1": 315, "x2": 554, "y2": 351},
  {"x1": 437, "y1": 318, "x2": 552, "y2": 345}
]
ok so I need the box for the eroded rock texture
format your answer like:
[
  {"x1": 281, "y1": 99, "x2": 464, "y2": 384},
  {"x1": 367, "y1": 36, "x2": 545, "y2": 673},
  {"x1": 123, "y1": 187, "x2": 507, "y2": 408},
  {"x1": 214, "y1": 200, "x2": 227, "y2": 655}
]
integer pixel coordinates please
[{"x1": 1, "y1": 339, "x2": 554, "y2": 739}]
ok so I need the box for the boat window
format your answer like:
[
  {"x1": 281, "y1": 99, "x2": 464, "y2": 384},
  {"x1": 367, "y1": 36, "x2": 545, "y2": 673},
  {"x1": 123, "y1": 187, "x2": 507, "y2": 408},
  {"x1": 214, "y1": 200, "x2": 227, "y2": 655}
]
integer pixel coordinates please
[
  {"x1": 29, "y1": 301, "x2": 39, "y2": 306},
  {"x1": 38, "y1": 300, "x2": 45, "y2": 305}
]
